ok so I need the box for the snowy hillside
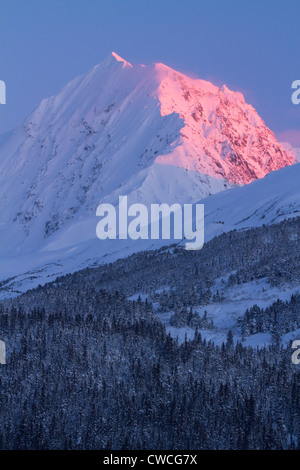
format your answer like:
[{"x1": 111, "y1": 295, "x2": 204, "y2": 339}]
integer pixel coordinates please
[
  {"x1": 200, "y1": 161, "x2": 300, "y2": 239},
  {"x1": 0, "y1": 161, "x2": 299, "y2": 298}
]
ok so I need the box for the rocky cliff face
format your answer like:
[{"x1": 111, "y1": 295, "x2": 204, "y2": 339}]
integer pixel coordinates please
[{"x1": 154, "y1": 62, "x2": 294, "y2": 183}]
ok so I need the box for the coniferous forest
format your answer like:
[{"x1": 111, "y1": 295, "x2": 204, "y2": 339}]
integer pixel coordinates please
[{"x1": 0, "y1": 217, "x2": 300, "y2": 449}]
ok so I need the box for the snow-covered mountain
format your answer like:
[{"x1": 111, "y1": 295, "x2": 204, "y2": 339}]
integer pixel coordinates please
[
  {"x1": 0, "y1": 53, "x2": 294, "y2": 251},
  {"x1": 0, "y1": 52, "x2": 297, "y2": 296}
]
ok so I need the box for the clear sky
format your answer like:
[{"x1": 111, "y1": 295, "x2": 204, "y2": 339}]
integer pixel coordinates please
[{"x1": 0, "y1": 0, "x2": 299, "y2": 144}]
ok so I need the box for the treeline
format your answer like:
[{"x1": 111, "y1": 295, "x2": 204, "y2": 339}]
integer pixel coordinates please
[
  {"x1": 5, "y1": 217, "x2": 299, "y2": 322},
  {"x1": 239, "y1": 293, "x2": 300, "y2": 341},
  {"x1": 170, "y1": 307, "x2": 214, "y2": 329}
]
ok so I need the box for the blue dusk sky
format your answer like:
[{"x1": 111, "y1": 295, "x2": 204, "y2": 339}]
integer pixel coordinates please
[{"x1": 0, "y1": 0, "x2": 299, "y2": 144}]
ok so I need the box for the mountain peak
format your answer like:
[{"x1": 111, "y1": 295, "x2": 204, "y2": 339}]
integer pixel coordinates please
[{"x1": 111, "y1": 51, "x2": 133, "y2": 68}]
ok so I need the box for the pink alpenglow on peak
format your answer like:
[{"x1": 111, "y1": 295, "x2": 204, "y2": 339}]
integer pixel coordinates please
[
  {"x1": 152, "y1": 61, "x2": 295, "y2": 184},
  {"x1": 111, "y1": 51, "x2": 133, "y2": 68}
]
